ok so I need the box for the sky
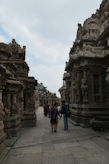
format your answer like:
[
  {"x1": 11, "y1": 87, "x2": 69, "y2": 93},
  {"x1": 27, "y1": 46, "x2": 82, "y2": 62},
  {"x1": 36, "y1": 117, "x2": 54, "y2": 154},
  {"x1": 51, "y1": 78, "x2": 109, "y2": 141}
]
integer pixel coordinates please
[{"x1": 0, "y1": 0, "x2": 101, "y2": 97}]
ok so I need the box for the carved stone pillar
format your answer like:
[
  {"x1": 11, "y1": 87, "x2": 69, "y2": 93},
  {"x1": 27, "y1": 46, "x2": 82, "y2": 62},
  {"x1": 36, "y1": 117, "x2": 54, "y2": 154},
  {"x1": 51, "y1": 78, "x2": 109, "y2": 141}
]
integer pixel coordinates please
[
  {"x1": 76, "y1": 71, "x2": 81, "y2": 104},
  {"x1": 0, "y1": 90, "x2": 4, "y2": 117},
  {"x1": 71, "y1": 79, "x2": 76, "y2": 104},
  {"x1": 81, "y1": 71, "x2": 88, "y2": 104},
  {"x1": 18, "y1": 90, "x2": 24, "y2": 119},
  {"x1": 99, "y1": 72, "x2": 103, "y2": 103},
  {"x1": 90, "y1": 73, "x2": 95, "y2": 103},
  {"x1": 7, "y1": 93, "x2": 11, "y2": 109},
  {"x1": 3, "y1": 80, "x2": 23, "y2": 137},
  {"x1": 22, "y1": 78, "x2": 37, "y2": 127},
  {"x1": 11, "y1": 93, "x2": 18, "y2": 115},
  {"x1": 105, "y1": 67, "x2": 109, "y2": 139},
  {"x1": 4, "y1": 93, "x2": 11, "y2": 117},
  {"x1": 0, "y1": 89, "x2": 6, "y2": 159}
]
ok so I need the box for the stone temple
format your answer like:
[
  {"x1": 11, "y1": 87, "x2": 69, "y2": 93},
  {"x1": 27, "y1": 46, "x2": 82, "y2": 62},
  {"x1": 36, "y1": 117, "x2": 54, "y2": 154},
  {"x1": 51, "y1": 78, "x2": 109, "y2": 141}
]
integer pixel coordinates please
[
  {"x1": 59, "y1": 0, "x2": 109, "y2": 129},
  {"x1": 0, "y1": 39, "x2": 37, "y2": 159},
  {"x1": 36, "y1": 82, "x2": 60, "y2": 106}
]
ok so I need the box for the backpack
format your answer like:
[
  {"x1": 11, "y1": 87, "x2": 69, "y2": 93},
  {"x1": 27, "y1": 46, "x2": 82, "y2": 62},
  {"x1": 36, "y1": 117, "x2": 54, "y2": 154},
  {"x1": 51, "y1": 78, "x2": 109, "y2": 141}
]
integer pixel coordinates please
[
  {"x1": 60, "y1": 105, "x2": 66, "y2": 114},
  {"x1": 61, "y1": 105, "x2": 71, "y2": 117},
  {"x1": 66, "y1": 109, "x2": 71, "y2": 117}
]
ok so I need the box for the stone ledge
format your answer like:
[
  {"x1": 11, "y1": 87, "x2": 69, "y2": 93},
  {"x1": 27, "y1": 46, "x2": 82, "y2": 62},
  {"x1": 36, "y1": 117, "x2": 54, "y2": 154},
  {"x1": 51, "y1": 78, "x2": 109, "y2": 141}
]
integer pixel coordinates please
[
  {"x1": 105, "y1": 134, "x2": 109, "y2": 141},
  {"x1": 69, "y1": 119, "x2": 80, "y2": 126}
]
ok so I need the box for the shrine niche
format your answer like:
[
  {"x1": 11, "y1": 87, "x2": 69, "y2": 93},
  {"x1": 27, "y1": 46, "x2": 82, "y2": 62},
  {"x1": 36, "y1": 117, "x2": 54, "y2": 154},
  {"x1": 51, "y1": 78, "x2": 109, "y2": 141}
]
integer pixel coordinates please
[
  {"x1": 82, "y1": 18, "x2": 100, "y2": 40},
  {"x1": 60, "y1": 0, "x2": 109, "y2": 129}
]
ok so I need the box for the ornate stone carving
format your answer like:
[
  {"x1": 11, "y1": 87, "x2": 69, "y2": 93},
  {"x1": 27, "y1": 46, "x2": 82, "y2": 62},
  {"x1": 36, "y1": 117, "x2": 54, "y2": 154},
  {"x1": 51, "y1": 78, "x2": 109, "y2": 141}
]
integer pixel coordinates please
[
  {"x1": 0, "y1": 102, "x2": 4, "y2": 121},
  {"x1": 76, "y1": 23, "x2": 82, "y2": 41},
  {"x1": 8, "y1": 39, "x2": 26, "y2": 60},
  {"x1": 4, "y1": 93, "x2": 11, "y2": 117},
  {"x1": 0, "y1": 39, "x2": 38, "y2": 158},
  {"x1": 61, "y1": 0, "x2": 109, "y2": 128},
  {"x1": 11, "y1": 94, "x2": 18, "y2": 115},
  {"x1": 81, "y1": 71, "x2": 88, "y2": 104},
  {"x1": 71, "y1": 79, "x2": 77, "y2": 104}
]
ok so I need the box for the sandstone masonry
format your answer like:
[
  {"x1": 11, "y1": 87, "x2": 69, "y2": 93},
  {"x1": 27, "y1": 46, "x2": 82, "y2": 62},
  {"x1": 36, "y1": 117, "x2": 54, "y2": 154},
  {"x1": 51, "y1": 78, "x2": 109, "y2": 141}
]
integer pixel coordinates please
[
  {"x1": 60, "y1": 0, "x2": 109, "y2": 129},
  {"x1": 0, "y1": 39, "x2": 37, "y2": 160}
]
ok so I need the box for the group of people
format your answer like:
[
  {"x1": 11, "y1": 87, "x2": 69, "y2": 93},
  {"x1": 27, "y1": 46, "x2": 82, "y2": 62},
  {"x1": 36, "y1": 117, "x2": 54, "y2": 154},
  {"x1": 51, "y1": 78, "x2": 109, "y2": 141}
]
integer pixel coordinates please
[{"x1": 43, "y1": 101, "x2": 70, "y2": 132}]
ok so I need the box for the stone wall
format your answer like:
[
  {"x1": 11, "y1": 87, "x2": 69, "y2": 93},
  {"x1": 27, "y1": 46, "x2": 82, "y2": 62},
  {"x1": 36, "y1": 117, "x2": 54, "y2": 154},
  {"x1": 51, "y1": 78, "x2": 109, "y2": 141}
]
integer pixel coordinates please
[
  {"x1": 0, "y1": 39, "x2": 37, "y2": 160},
  {"x1": 36, "y1": 83, "x2": 60, "y2": 107},
  {"x1": 39, "y1": 93, "x2": 60, "y2": 107},
  {"x1": 60, "y1": 0, "x2": 109, "y2": 129}
]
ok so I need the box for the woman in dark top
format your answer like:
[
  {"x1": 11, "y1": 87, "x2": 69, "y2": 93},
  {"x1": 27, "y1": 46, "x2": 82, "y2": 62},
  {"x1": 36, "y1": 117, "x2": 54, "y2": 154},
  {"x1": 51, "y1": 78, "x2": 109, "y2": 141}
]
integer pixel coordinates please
[{"x1": 50, "y1": 103, "x2": 59, "y2": 132}]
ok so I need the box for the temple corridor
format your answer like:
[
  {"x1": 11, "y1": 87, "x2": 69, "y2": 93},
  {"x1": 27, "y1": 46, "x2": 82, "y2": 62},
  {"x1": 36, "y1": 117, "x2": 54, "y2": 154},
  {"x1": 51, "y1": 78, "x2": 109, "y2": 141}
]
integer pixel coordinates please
[{"x1": 2, "y1": 107, "x2": 109, "y2": 164}]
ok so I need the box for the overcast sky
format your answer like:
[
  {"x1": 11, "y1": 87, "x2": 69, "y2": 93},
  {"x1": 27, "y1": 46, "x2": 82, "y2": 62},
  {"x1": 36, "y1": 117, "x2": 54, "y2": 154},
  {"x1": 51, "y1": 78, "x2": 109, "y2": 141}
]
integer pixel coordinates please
[{"x1": 0, "y1": 0, "x2": 101, "y2": 96}]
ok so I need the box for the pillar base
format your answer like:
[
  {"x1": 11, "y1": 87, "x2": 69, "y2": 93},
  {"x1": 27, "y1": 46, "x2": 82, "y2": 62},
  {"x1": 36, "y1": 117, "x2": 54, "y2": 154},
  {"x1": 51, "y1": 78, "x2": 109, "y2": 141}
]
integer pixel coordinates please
[
  {"x1": 22, "y1": 111, "x2": 36, "y2": 127},
  {"x1": 4, "y1": 115, "x2": 21, "y2": 137},
  {"x1": 0, "y1": 131, "x2": 6, "y2": 162},
  {"x1": 70, "y1": 104, "x2": 109, "y2": 129},
  {"x1": 90, "y1": 116, "x2": 109, "y2": 130}
]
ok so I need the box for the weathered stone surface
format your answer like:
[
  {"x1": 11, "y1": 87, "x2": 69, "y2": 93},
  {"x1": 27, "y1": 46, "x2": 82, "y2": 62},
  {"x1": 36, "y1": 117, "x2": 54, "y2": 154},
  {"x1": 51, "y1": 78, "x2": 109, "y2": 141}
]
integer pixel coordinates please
[
  {"x1": 0, "y1": 39, "x2": 37, "y2": 160},
  {"x1": 59, "y1": 0, "x2": 109, "y2": 129}
]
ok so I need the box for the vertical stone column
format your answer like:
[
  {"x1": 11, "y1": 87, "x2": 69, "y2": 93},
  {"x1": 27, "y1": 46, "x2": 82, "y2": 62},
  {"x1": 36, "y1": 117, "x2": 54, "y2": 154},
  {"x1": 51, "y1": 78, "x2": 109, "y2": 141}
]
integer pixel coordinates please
[
  {"x1": 76, "y1": 70, "x2": 81, "y2": 104},
  {"x1": 0, "y1": 90, "x2": 5, "y2": 132},
  {"x1": 7, "y1": 93, "x2": 11, "y2": 109},
  {"x1": 19, "y1": 90, "x2": 24, "y2": 118},
  {"x1": 99, "y1": 72, "x2": 103, "y2": 103},
  {"x1": 90, "y1": 73, "x2": 95, "y2": 103},
  {"x1": 0, "y1": 89, "x2": 6, "y2": 159},
  {"x1": 3, "y1": 91, "x2": 12, "y2": 138},
  {"x1": 71, "y1": 79, "x2": 76, "y2": 104},
  {"x1": 105, "y1": 67, "x2": 109, "y2": 139},
  {"x1": 81, "y1": 70, "x2": 88, "y2": 104},
  {"x1": 11, "y1": 93, "x2": 18, "y2": 115},
  {"x1": 5, "y1": 93, "x2": 11, "y2": 117},
  {"x1": 3, "y1": 86, "x2": 21, "y2": 137},
  {"x1": 23, "y1": 83, "x2": 36, "y2": 127}
]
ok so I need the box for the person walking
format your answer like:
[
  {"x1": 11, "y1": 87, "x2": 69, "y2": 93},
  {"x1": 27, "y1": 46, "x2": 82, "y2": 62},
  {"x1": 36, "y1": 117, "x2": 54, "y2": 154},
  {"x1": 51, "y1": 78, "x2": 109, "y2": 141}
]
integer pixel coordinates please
[
  {"x1": 61, "y1": 101, "x2": 69, "y2": 130},
  {"x1": 43, "y1": 103, "x2": 49, "y2": 117},
  {"x1": 50, "y1": 103, "x2": 59, "y2": 132},
  {"x1": 48, "y1": 105, "x2": 52, "y2": 118}
]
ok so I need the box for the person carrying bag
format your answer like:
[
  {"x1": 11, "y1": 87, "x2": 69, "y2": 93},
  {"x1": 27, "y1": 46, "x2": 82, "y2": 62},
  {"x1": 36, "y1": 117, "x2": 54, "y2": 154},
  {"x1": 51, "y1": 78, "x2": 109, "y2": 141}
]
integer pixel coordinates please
[
  {"x1": 50, "y1": 103, "x2": 59, "y2": 132},
  {"x1": 60, "y1": 101, "x2": 70, "y2": 130}
]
